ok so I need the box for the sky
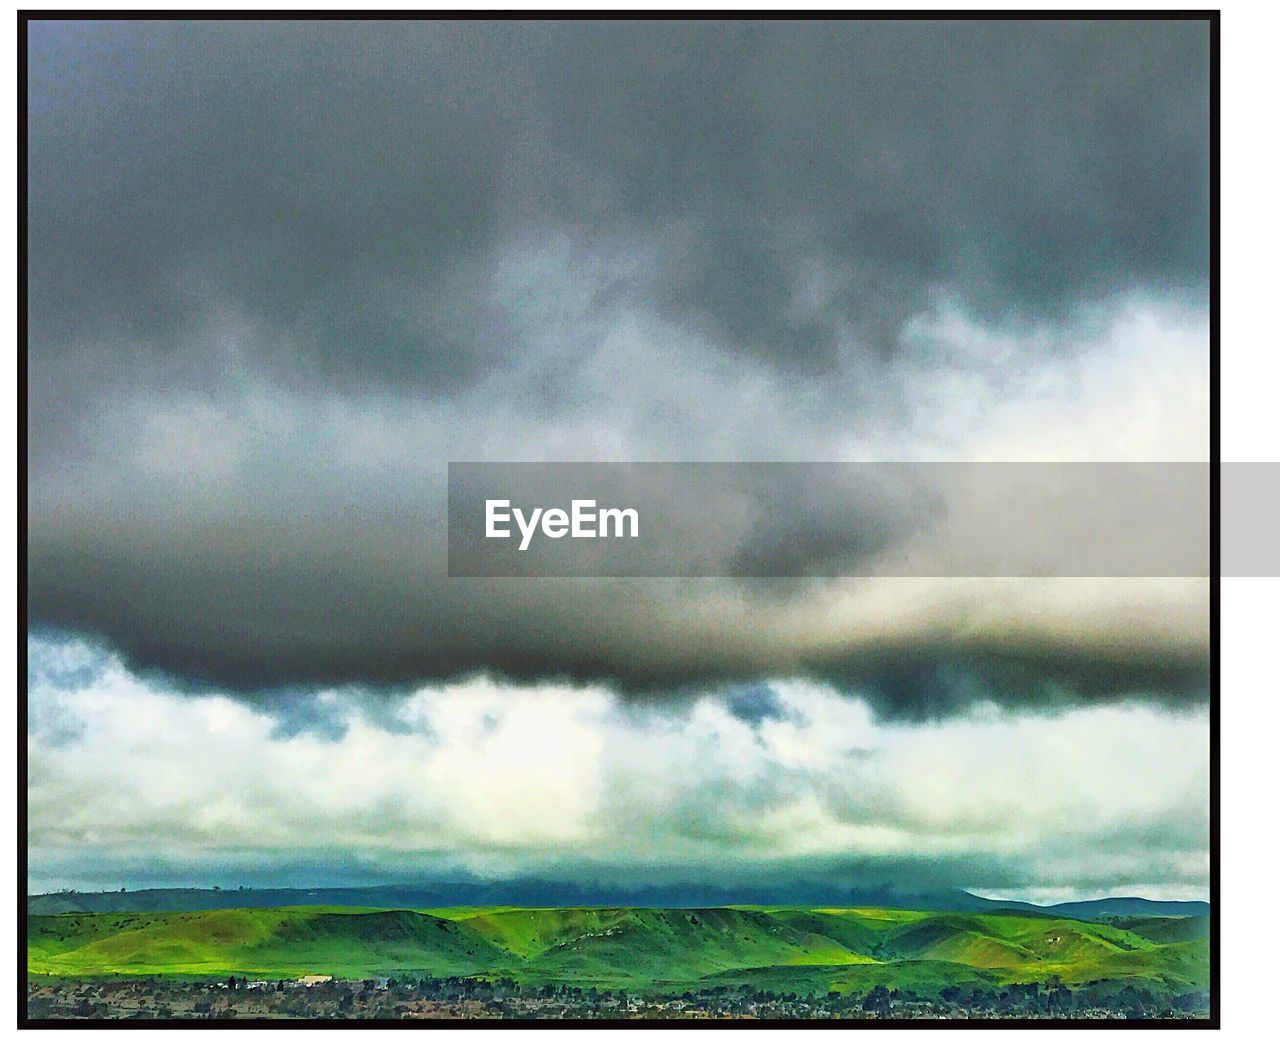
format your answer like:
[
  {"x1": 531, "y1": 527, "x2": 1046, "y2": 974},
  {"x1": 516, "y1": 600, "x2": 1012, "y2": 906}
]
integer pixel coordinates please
[{"x1": 25, "y1": 20, "x2": 1211, "y2": 901}]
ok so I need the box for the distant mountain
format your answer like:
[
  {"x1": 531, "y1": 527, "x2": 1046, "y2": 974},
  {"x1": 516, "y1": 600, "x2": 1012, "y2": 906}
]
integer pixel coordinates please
[
  {"x1": 25, "y1": 883, "x2": 1210, "y2": 920},
  {"x1": 1040, "y1": 897, "x2": 1212, "y2": 920}
]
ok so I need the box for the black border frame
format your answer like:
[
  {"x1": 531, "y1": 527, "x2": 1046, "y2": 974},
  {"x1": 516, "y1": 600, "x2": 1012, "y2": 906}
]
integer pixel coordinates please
[{"x1": 16, "y1": 8, "x2": 1222, "y2": 1030}]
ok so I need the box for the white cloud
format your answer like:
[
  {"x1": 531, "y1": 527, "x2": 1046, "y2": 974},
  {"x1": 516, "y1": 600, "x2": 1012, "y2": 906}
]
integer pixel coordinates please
[{"x1": 27, "y1": 638, "x2": 1209, "y2": 900}]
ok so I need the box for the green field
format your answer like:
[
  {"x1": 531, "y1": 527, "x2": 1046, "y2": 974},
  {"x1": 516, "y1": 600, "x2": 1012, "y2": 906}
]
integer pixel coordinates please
[{"x1": 27, "y1": 904, "x2": 1210, "y2": 995}]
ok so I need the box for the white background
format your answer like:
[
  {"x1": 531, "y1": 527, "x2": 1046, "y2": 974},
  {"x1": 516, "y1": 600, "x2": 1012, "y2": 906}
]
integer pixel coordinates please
[{"x1": 3, "y1": 1, "x2": 1275, "y2": 1034}]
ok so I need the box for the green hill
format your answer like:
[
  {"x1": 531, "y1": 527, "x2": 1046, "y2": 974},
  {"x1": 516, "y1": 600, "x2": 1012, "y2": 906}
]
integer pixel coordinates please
[
  {"x1": 702, "y1": 960, "x2": 1004, "y2": 998},
  {"x1": 502, "y1": 908, "x2": 875, "y2": 985},
  {"x1": 27, "y1": 907, "x2": 517, "y2": 978},
  {"x1": 1114, "y1": 915, "x2": 1211, "y2": 944},
  {"x1": 27, "y1": 904, "x2": 1210, "y2": 995}
]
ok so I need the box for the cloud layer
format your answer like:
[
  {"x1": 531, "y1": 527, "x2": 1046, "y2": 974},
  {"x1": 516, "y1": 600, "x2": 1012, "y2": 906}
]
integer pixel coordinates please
[
  {"x1": 28, "y1": 21, "x2": 1208, "y2": 381},
  {"x1": 27, "y1": 636, "x2": 1209, "y2": 901},
  {"x1": 26, "y1": 21, "x2": 1210, "y2": 709}
]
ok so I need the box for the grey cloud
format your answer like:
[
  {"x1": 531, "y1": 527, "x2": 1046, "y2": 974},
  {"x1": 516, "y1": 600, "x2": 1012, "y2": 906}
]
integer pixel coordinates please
[
  {"x1": 24, "y1": 849, "x2": 1182, "y2": 905},
  {"x1": 26, "y1": 627, "x2": 112, "y2": 693},
  {"x1": 253, "y1": 692, "x2": 352, "y2": 743},
  {"x1": 25, "y1": 466, "x2": 1209, "y2": 714},
  {"x1": 25, "y1": 501, "x2": 1209, "y2": 713},
  {"x1": 28, "y1": 19, "x2": 1208, "y2": 392},
  {"x1": 724, "y1": 684, "x2": 791, "y2": 727},
  {"x1": 820, "y1": 649, "x2": 1209, "y2": 722},
  {"x1": 25, "y1": 20, "x2": 1211, "y2": 712},
  {"x1": 725, "y1": 465, "x2": 949, "y2": 579}
]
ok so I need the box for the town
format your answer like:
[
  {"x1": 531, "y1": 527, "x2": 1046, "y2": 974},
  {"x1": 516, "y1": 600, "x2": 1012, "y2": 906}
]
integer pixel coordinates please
[{"x1": 27, "y1": 976, "x2": 1210, "y2": 1022}]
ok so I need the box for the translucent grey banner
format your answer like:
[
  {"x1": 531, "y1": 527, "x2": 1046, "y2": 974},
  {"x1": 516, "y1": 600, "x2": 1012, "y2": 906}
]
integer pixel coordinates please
[
  {"x1": 1222, "y1": 462, "x2": 1280, "y2": 577},
  {"x1": 448, "y1": 462, "x2": 1218, "y2": 578}
]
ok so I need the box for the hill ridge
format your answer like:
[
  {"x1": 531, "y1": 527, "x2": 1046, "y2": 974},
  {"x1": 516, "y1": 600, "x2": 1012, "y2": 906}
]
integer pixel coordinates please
[
  {"x1": 26, "y1": 885, "x2": 1211, "y2": 920},
  {"x1": 28, "y1": 904, "x2": 1210, "y2": 995}
]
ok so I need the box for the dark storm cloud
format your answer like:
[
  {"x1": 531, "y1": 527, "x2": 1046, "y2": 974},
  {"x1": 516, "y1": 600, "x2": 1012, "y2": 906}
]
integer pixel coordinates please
[
  {"x1": 25, "y1": 487, "x2": 1209, "y2": 713},
  {"x1": 25, "y1": 19, "x2": 1211, "y2": 710},
  {"x1": 815, "y1": 647, "x2": 1209, "y2": 722},
  {"x1": 28, "y1": 19, "x2": 1208, "y2": 389}
]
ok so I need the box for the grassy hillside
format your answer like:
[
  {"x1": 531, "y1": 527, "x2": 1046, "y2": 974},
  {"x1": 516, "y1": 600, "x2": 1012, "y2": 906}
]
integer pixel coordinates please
[
  {"x1": 27, "y1": 908, "x2": 517, "y2": 978},
  {"x1": 701, "y1": 961, "x2": 1005, "y2": 998},
  {"x1": 27, "y1": 904, "x2": 1210, "y2": 995},
  {"x1": 1114, "y1": 915, "x2": 1211, "y2": 944}
]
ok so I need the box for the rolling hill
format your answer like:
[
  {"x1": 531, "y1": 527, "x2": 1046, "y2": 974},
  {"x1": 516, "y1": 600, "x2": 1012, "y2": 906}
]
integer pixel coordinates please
[{"x1": 27, "y1": 904, "x2": 1210, "y2": 995}]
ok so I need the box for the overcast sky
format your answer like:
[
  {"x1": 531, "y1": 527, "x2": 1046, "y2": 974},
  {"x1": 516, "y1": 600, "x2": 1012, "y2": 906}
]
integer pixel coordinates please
[{"x1": 26, "y1": 19, "x2": 1210, "y2": 899}]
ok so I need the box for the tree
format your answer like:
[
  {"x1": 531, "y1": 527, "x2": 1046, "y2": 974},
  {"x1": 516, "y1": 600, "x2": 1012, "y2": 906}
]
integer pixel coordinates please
[{"x1": 861, "y1": 985, "x2": 891, "y2": 1014}]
